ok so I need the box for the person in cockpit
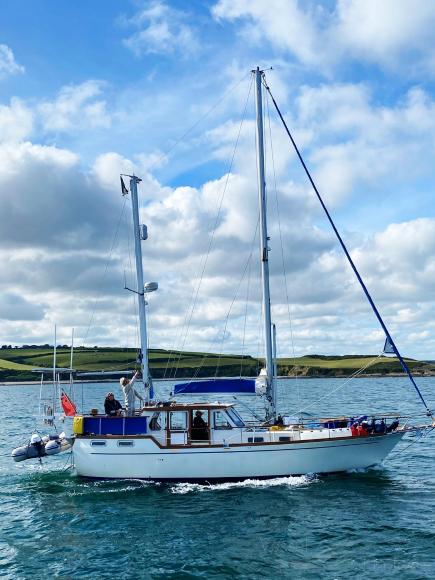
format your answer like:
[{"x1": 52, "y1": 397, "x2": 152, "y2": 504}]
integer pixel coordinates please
[
  {"x1": 104, "y1": 392, "x2": 122, "y2": 417},
  {"x1": 192, "y1": 410, "x2": 208, "y2": 441}
]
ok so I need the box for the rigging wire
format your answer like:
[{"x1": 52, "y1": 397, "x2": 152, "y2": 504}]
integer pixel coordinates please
[
  {"x1": 264, "y1": 76, "x2": 433, "y2": 418},
  {"x1": 264, "y1": 84, "x2": 301, "y2": 409},
  {"x1": 162, "y1": 74, "x2": 255, "y2": 380},
  {"x1": 125, "y1": 196, "x2": 141, "y2": 369},
  {"x1": 173, "y1": 221, "x2": 259, "y2": 383},
  {"x1": 287, "y1": 352, "x2": 385, "y2": 416},
  {"x1": 389, "y1": 426, "x2": 434, "y2": 457},
  {"x1": 214, "y1": 219, "x2": 260, "y2": 378},
  {"x1": 80, "y1": 74, "x2": 251, "y2": 378},
  {"x1": 81, "y1": 196, "x2": 128, "y2": 346},
  {"x1": 170, "y1": 74, "x2": 255, "y2": 379},
  {"x1": 255, "y1": 294, "x2": 264, "y2": 376},
  {"x1": 163, "y1": 283, "x2": 197, "y2": 379},
  {"x1": 253, "y1": 75, "x2": 266, "y2": 378},
  {"x1": 146, "y1": 72, "x2": 252, "y2": 175},
  {"x1": 239, "y1": 255, "x2": 252, "y2": 377}
]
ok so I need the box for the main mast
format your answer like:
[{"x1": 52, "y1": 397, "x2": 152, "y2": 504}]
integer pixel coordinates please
[
  {"x1": 128, "y1": 175, "x2": 153, "y2": 402},
  {"x1": 254, "y1": 67, "x2": 276, "y2": 421}
]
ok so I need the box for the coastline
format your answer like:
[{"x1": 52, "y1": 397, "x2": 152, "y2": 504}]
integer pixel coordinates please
[{"x1": 2, "y1": 371, "x2": 434, "y2": 386}]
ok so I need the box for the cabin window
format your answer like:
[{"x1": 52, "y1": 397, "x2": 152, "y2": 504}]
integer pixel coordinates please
[
  {"x1": 247, "y1": 437, "x2": 264, "y2": 443},
  {"x1": 90, "y1": 441, "x2": 106, "y2": 447},
  {"x1": 279, "y1": 436, "x2": 291, "y2": 442},
  {"x1": 214, "y1": 411, "x2": 232, "y2": 430},
  {"x1": 170, "y1": 411, "x2": 188, "y2": 431},
  {"x1": 227, "y1": 408, "x2": 245, "y2": 427},
  {"x1": 117, "y1": 441, "x2": 134, "y2": 447}
]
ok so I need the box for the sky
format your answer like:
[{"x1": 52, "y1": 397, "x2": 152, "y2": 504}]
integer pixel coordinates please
[{"x1": 1, "y1": 0, "x2": 435, "y2": 360}]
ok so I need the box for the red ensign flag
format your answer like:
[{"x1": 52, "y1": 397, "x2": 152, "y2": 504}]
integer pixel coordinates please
[{"x1": 61, "y1": 392, "x2": 77, "y2": 416}]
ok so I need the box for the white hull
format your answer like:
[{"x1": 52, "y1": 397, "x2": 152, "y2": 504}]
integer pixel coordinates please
[{"x1": 73, "y1": 432, "x2": 404, "y2": 481}]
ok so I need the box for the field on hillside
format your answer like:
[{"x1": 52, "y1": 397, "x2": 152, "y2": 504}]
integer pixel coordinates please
[
  {"x1": 0, "y1": 348, "x2": 260, "y2": 382},
  {"x1": 0, "y1": 348, "x2": 433, "y2": 382}
]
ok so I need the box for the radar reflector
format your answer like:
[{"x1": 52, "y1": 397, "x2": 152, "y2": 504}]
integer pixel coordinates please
[{"x1": 144, "y1": 282, "x2": 158, "y2": 293}]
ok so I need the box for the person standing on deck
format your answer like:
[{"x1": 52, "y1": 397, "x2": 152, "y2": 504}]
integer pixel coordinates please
[{"x1": 120, "y1": 371, "x2": 143, "y2": 416}]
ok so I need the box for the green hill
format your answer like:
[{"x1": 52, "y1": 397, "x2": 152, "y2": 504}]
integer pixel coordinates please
[
  {"x1": 0, "y1": 347, "x2": 433, "y2": 382},
  {"x1": 278, "y1": 354, "x2": 433, "y2": 377},
  {"x1": 0, "y1": 347, "x2": 260, "y2": 382}
]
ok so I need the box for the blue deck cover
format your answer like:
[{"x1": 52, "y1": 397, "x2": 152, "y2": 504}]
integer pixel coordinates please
[{"x1": 174, "y1": 378, "x2": 256, "y2": 395}]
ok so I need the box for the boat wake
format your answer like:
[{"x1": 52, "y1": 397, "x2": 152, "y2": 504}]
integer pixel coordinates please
[
  {"x1": 44, "y1": 475, "x2": 317, "y2": 496},
  {"x1": 346, "y1": 464, "x2": 384, "y2": 474},
  {"x1": 69, "y1": 478, "x2": 157, "y2": 495},
  {"x1": 170, "y1": 474, "x2": 318, "y2": 494}
]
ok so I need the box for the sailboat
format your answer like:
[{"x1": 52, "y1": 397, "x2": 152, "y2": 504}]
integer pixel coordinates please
[
  {"x1": 11, "y1": 327, "x2": 75, "y2": 462},
  {"x1": 20, "y1": 68, "x2": 435, "y2": 480}
]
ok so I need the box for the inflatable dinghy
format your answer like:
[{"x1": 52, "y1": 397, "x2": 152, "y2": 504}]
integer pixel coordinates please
[{"x1": 12, "y1": 432, "x2": 72, "y2": 462}]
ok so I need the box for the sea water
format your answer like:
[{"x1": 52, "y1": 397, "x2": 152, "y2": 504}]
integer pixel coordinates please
[{"x1": 0, "y1": 377, "x2": 434, "y2": 579}]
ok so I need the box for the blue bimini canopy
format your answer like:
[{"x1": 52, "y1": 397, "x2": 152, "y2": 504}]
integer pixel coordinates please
[{"x1": 174, "y1": 378, "x2": 256, "y2": 395}]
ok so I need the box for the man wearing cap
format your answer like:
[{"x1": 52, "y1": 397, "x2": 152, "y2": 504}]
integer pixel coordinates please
[
  {"x1": 120, "y1": 371, "x2": 143, "y2": 416},
  {"x1": 104, "y1": 392, "x2": 122, "y2": 417}
]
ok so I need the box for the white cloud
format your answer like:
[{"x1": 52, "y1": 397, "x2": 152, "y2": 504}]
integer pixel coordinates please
[
  {"x1": 123, "y1": 1, "x2": 199, "y2": 57},
  {"x1": 0, "y1": 141, "x2": 134, "y2": 344},
  {"x1": 0, "y1": 44, "x2": 24, "y2": 79},
  {"x1": 38, "y1": 80, "x2": 111, "y2": 132},
  {"x1": 93, "y1": 152, "x2": 135, "y2": 191},
  {"x1": 213, "y1": 0, "x2": 326, "y2": 67},
  {"x1": 0, "y1": 130, "x2": 434, "y2": 358},
  {"x1": 93, "y1": 151, "x2": 167, "y2": 194},
  {"x1": 0, "y1": 98, "x2": 33, "y2": 142},
  {"x1": 283, "y1": 82, "x2": 435, "y2": 205},
  {"x1": 335, "y1": 0, "x2": 435, "y2": 70},
  {"x1": 212, "y1": 0, "x2": 435, "y2": 75},
  {"x1": 353, "y1": 218, "x2": 435, "y2": 303},
  {"x1": 1, "y1": 58, "x2": 435, "y2": 358}
]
